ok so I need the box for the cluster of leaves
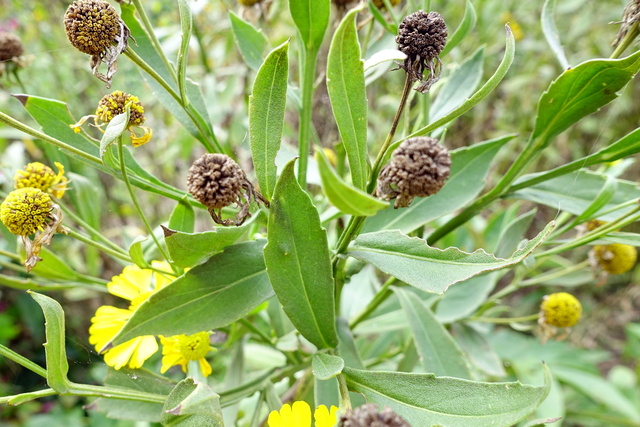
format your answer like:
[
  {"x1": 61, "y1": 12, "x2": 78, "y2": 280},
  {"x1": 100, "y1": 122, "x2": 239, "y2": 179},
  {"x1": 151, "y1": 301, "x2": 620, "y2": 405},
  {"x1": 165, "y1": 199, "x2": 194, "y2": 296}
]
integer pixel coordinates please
[{"x1": 1, "y1": 0, "x2": 640, "y2": 426}]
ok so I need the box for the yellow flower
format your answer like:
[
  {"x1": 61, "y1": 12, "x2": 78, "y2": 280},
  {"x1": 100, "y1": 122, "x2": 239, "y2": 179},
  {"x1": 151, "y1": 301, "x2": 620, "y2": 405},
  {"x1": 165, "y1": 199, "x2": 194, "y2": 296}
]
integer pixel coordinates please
[
  {"x1": 268, "y1": 401, "x2": 338, "y2": 427},
  {"x1": 540, "y1": 292, "x2": 582, "y2": 328},
  {"x1": 159, "y1": 331, "x2": 215, "y2": 377},
  {"x1": 89, "y1": 262, "x2": 175, "y2": 370},
  {"x1": 592, "y1": 243, "x2": 637, "y2": 275},
  {"x1": 14, "y1": 162, "x2": 69, "y2": 199}
]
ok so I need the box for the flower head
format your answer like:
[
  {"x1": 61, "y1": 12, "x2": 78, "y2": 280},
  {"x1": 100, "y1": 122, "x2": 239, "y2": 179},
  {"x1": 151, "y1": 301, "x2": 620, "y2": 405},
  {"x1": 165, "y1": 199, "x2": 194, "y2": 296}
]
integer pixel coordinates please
[
  {"x1": 340, "y1": 403, "x2": 410, "y2": 427},
  {"x1": 14, "y1": 162, "x2": 69, "y2": 199},
  {"x1": 268, "y1": 401, "x2": 338, "y2": 427},
  {"x1": 376, "y1": 136, "x2": 451, "y2": 208},
  {"x1": 0, "y1": 32, "x2": 27, "y2": 79},
  {"x1": 64, "y1": 0, "x2": 131, "y2": 87},
  {"x1": 592, "y1": 243, "x2": 637, "y2": 275},
  {"x1": 186, "y1": 153, "x2": 268, "y2": 226},
  {"x1": 613, "y1": 0, "x2": 640, "y2": 48},
  {"x1": 71, "y1": 90, "x2": 152, "y2": 147},
  {"x1": 540, "y1": 292, "x2": 582, "y2": 328},
  {"x1": 396, "y1": 11, "x2": 447, "y2": 92},
  {"x1": 159, "y1": 331, "x2": 215, "y2": 377},
  {"x1": 89, "y1": 262, "x2": 175, "y2": 370}
]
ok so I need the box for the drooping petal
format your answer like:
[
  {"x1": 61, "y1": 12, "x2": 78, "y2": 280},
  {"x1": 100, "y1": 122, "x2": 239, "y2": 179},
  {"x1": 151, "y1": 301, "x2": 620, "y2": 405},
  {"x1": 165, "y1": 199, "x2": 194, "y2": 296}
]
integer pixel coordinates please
[
  {"x1": 198, "y1": 357, "x2": 213, "y2": 377},
  {"x1": 103, "y1": 336, "x2": 157, "y2": 370}
]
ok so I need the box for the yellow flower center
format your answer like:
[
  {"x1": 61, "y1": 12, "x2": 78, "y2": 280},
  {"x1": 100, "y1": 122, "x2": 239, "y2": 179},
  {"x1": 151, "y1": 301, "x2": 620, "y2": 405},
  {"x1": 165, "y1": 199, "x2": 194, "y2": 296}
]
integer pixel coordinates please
[
  {"x1": 176, "y1": 332, "x2": 211, "y2": 361},
  {"x1": 14, "y1": 162, "x2": 68, "y2": 199},
  {"x1": 0, "y1": 188, "x2": 53, "y2": 236},
  {"x1": 540, "y1": 292, "x2": 582, "y2": 328},
  {"x1": 593, "y1": 243, "x2": 637, "y2": 275},
  {"x1": 96, "y1": 90, "x2": 146, "y2": 126}
]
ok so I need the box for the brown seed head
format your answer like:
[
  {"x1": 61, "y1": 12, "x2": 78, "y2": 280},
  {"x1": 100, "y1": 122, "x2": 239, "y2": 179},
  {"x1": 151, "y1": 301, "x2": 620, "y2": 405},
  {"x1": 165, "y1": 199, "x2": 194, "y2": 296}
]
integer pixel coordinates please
[
  {"x1": 339, "y1": 404, "x2": 410, "y2": 427},
  {"x1": 377, "y1": 136, "x2": 451, "y2": 208},
  {"x1": 187, "y1": 153, "x2": 246, "y2": 210},
  {"x1": 64, "y1": 0, "x2": 121, "y2": 56},
  {"x1": 0, "y1": 32, "x2": 24, "y2": 61},
  {"x1": 397, "y1": 11, "x2": 447, "y2": 61}
]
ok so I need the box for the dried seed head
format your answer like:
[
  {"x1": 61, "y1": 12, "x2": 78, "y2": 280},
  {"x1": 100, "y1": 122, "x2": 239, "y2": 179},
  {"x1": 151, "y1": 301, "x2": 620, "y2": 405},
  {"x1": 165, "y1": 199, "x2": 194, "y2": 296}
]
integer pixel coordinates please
[
  {"x1": 372, "y1": 0, "x2": 401, "y2": 9},
  {"x1": 540, "y1": 292, "x2": 582, "y2": 328},
  {"x1": 339, "y1": 404, "x2": 410, "y2": 427},
  {"x1": 186, "y1": 153, "x2": 267, "y2": 226},
  {"x1": 1, "y1": 188, "x2": 53, "y2": 236},
  {"x1": 376, "y1": 136, "x2": 451, "y2": 208},
  {"x1": 0, "y1": 32, "x2": 24, "y2": 61},
  {"x1": 396, "y1": 11, "x2": 447, "y2": 92},
  {"x1": 592, "y1": 243, "x2": 637, "y2": 275},
  {"x1": 14, "y1": 162, "x2": 69, "y2": 199},
  {"x1": 613, "y1": 0, "x2": 640, "y2": 47},
  {"x1": 64, "y1": 0, "x2": 131, "y2": 87},
  {"x1": 96, "y1": 90, "x2": 146, "y2": 126}
]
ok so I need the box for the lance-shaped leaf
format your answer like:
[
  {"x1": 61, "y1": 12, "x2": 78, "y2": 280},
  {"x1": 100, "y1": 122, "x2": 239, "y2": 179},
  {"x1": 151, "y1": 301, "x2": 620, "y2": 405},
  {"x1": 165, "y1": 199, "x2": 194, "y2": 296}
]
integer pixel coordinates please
[
  {"x1": 542, "y1": 0, "x2": 569, "y2": 69},
  {"x1": 344, "y1": 365, "x2": 551, "y2": 427},
  {"x1": 161, "y1": 378, "x2": 223, "y2": 426},
  {"x1": 264, "y1": 159, "x2": 338, "y2": 349},
  {"x1": 229, "y1": 11, "x2": 268, "y2": 71},
  {"x1": 28, "y1": 292, "x2": 70, "y2": 393},
  {"x1": 315, "y1": 150, "x2": 387, "y2": 216},
  {"x1": 326, "y1": 6, "x2": 368, "y2": 190},
  {"x1": 440, "y1": 0, "x2": 476, "y2": 57},
  {"x1": 110, "y1": 241, "x2": 272, "y2": 345},
  {"x1": 168, "y1": 196, "x2": 195, "y2": 233},
  {"x1": 394, "y1": 288, "x2": 471, "y2": 378},
  {"x1": 100, "y1": 103, "x2": 130, "y2": 157},
  {"x1": 289, "y1": 0, "x2": 329, "y2": 51},
  {"x1": 532, "y1": 50, "x2": 640, "y2": 144},
  {"x1": 249, "y1": 41, "x2": 289, "y2": 201},
  {"x1": 348, "y1": 222, "x2": 554, "y2": 295}
]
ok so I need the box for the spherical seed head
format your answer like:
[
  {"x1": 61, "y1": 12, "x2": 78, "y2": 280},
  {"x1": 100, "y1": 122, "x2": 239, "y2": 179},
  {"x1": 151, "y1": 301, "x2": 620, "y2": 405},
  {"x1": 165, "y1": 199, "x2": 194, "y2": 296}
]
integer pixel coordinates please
[
  {"x1": 14, "y1": 163, "x2": 58, "y2": 191},
  {"x1": 1, "y1": 188, "x2": 53, "y2": 236},
  {"x1": 96, "y1": 90, "x2": 146, "y2": 126},
  {"x1": 187, "y1": 153, "x2": 247, "y2": 210},
  {"x1": 377, "y1": 136, "x2": 451, "y2": 208},
  {"x1": 340, "y1": 404, "x2": 410, "y2": 427},
  {"x1": 593, "y1": 243, "x2": 637, "y2": 274},
  {"x1": 372, "y1": 0, "x2": 401, "y2": 9},
  {"x1": 64, "y1": 0, "x2": 120, "y2": 56},
  {"x1": 540, "y1": 292, "x2": 582, "y2": 328},
  {"x1": 0, "y1": 32, "x2": 24, "y2": 61},
  {"x1": 396, "y1": 11, "x2": 447, "y2": 61}
]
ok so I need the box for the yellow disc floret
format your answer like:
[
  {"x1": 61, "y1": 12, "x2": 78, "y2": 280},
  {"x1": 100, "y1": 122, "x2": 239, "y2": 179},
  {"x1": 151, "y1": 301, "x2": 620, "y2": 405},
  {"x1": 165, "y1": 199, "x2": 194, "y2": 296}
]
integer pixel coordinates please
[
  {"x1": 593, "y1": 243, "x2": 637, "y2": 275},
  {"x1": 540, "y1": 292, "x2": 582, "y2": 328},
  {"x1": 160, "y1": 331, "x2": 214, "y2": 377},
  {"x1": 96, "y1": 90, "x2": 146, "y2": 126},
  {"x1": 14, "y1": 162, "x2": 69, "y2": 199},
  {"x1": 0, "y1": 188, "x2": 53, "y2": 236}
]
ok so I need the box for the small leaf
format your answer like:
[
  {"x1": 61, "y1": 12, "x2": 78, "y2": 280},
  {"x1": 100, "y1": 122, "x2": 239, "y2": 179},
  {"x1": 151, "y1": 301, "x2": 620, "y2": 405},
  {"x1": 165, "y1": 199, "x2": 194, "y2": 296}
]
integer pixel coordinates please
[
  {"x1": 289, "y1": 0, "x2": 329, "y2": 51},
  {"x1": 161, "y1": 378, "x2": 223, "y2": 426},
  {"x1": 343, "y1": 365, "x2": 551, "y2": 427},
  {"x1": 176, "y1": 0, "x2": 192, "y2": 104},
  {"x1": 229, "y1": 11, "x2": 268, "y2": 71},
  {"x1": 168, "y1": 197, "x2": 195, "y2": 233},
  {"x1": 249, "y1": 40, "x2": 289, "y2": 201},
  {"x1": 100, "y1": 106, "x2": 130, "y2": 157},
  {"x1": 312, "y1": 353, "x2": 345, "y2": 380},
  {"x1": 264, "y1": 159, "x2": 338, "y2": 349},
  {"x1": 128, "y1": 236, "x2": 150, "y2": 269},
  {"x1": 326, "y1": 5, "x2": 368, "y2": 190},
  {"x1": 348, "y1": 222, "x2": 554, "y2": 295},
  {"x1": 394, "y1": 288, "x2": 472, "y2": 378},
  {"x1": 541, "y1": 0, "x2": 570, "y2": 69},
  {"x1": 315, "y1": 150, "x2": 387, "y2": 216},
  {"x1": 532, "y1": 51, "x2": 640, "y2": 144},
  {"x1": 28, "y1": 292, "x2": 70, "y2": 393},
  {"x1": 111, "y1": 241, "x2": 273, "y2": 345},
  {"x1": 440, "y1": 0, "x2": 477, "y2": 57}
]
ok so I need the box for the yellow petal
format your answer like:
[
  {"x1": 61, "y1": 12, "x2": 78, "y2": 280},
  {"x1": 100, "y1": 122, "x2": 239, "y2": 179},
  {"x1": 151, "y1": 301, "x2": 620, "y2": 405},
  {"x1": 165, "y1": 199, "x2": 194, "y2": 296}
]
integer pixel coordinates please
[
  {"x1": 292, "y1": 401, "x2": 312, "y2": 427},
  {"x1": 198, "y1": 357, "x2": 213, "y2": 377},
  {"x1": 108, "y1": 265, "x2": 154, "y2": 300},
  {"x1": 103, "y1": 336, "x2": 157, "y2": 370},
  {"x1": 268, "y1": 409, "x2": 284, "y2": 427},
  {"x1": 314, "y1": 405, "x2": 338, "y2": 427}
]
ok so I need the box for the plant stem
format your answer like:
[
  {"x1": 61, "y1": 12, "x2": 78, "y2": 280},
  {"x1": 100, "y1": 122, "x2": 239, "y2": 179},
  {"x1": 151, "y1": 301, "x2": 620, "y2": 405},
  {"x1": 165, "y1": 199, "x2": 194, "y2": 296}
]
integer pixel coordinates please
[
  {"x1": 0, "y1": 344, "x2": 47, "y2": 378},
  {"x1": 611, "y1": 21, "x2": 640, "y2": 59},
  {"x1": 518, "y1": 260, "x2": 590, "y2": 288},
  {"x1": 61, "y1": 204, "x2": 129, "y2": 256},
  {"x1": 297, "y1": 48, "x2": 320, "y2": 188},
  {"x1": 67, "y1": 382, "x2": 167, "y2": 403},
  {"x1": 0, "y1": 248, "x2": 22, "y2": 262},
  {"x1": 469, "y1": 313, "x2": 539, "y2": 324},
  {"x1": 350, "y1": 276, "x2": 397, "y2": 328},
  {"x1": 117, "y1": 138, "x2": 171, "y2": 263},
  {"x1": 66, "y1": 229, "x2": 133, "y2": 264},
  {"x1": 239, "y1": 318, "x2": 274, "y2": 345},
  {"x1": 337, "y1": 373, "x2": 352, "y2": 411},
  {"x1": 0, "y1": 388, "x2": 57, "y2": 405}
]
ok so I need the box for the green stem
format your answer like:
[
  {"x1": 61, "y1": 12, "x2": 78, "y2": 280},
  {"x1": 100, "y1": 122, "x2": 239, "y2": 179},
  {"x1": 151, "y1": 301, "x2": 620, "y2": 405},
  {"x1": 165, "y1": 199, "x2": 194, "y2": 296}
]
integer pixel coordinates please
[
  {"x1": 239, "y1": 318, "x2": 274, "y2": 345},
  {"x1": 61, "y1": 204, "x2": 129, "y2": 256},
  {"x1": 297, "y1": 48, "x2": 320, "y2": 188},
  {"x1": 66, "y1": 229, "x2": 133, "y2": 264},
  {"x1": 67, "y1": 382, "x2": 166, "y2": 403},
  {"x1": 192, "y1": 20, "x2": 212, "y2": 74},
  {"x1": 337, "y1": 373, "x2": 352, "y2": 411},
  {"x1": 518, "y1": 260, "x2": 590, "y2": 288},
  {"x1": 566, "y1": 410, "x2": 640, "y2": 427},
  {"x1": 117, "y1": 138, "x2": 171, "y2": 263},
  {"x1": 611, "y1": 21, "x2": 640, "y2": 59},
  {"x1": 350, "y1": 277, "x2": 397, "y2": 328},
  {"x1": 0, "y1": 388, "x2": 57, "y2": 405},
  {"x1": 469, "y1": 313, "x2": 539, "y2": 324},
  {"x1": 0, "y1": 344, "x2": 47, "y2": 378},
  {"x1": 0, "y1": 248, "x2": 22, "y2": 262}
]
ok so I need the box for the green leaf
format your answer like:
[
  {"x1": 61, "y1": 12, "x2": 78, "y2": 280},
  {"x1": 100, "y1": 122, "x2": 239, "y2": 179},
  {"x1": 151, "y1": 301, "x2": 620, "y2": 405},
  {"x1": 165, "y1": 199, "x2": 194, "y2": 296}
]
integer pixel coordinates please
[
  {"x1": 315, "y1": 150, "x2": 387, "y2": 216},
  {"x1": 363, "y1": 135, "x2": 514, "y2": 234},
  {"x1": 168, "y1": 197, "x2": 195, "y2": 233},
  {"x1": 532, "y1": 51, "x2": 640, "y2": 143},
  {"x1": 28, "y1": 292, "x2": 70, "y2": 393},
  {"x1": 343, "y1": 365, "x2": 551, "y2": 427},
  {"x1": 435, "y1": 274, "x2": 498, "y2": 324},
  {"x1": 494, "y1": 209, "x2": 537, "y2": 258},
  {"x1": 111, "y1": 241, "x2": 273, "y2": 345},
  {"x1": 541, "y1": 0, "x2": 569, "y2": 69},
  {"x1": 100, "y1": 109, "x2": 130, "y2": 157},
  {"x1": 163, "y1": 221, "x2": 251, "y2": 268},
  {"x1": 27, "y1": 247, "x2": 82, "y2": 281},
  {"x1": 128, "y1": 236, "x2": 150, "y2": 269},
  {"x1": 336, "y1": 317, "x2": 365, "y2": 369},
  {"x1": 394, "y1": 288, "x2": 472, "y2": 378},
  {"x1": 229, "y1": 11, "x2": 268, "y2": 71},
  {"x1": 451, "y1": 323, "x2": 506, "y2": 377},
  {"x1": 326, "y1": 6, "x2": 368, "y2": 190},
  {"x1": 510, "y1": 171, "x2": 640, "y2": 221},
  {"x1": 289, "y1": 0, "x2": 329, "y2": 51},
  {"x1": 161, "y1": 378, "x2": 223, "y2": 426},
  {"x1": 177, "y1": 0, "x2": 192, "y2": 105},
  {"x1": 249, "y1": 40, "x2": 289, "y2": 201},
  {"x1": 440, "y1": 0, "x2": 477, "y2": 57},
  {"x1": 348, "y1": 222, "x2": 554, "y2": 295},
  {"x1": 367, "y1": 0, "x2": 397, "y2": 34},
  {"x1": 430, "y1": 47, "x2": 484, "y2": 123},
  {"x1": 312, "y1": 353, "x2": 345, "y2": 380},
  {"x1": 264, "y1": 159, "x2": 338, "y2": 349}
]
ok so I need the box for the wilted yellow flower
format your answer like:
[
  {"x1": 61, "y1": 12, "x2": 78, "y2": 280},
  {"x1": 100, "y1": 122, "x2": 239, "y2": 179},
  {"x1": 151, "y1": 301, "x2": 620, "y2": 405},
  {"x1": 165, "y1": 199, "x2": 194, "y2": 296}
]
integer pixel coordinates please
[
  {"x1": 268, "y1": 401, "x2": 338, "y2": 427},
  {"x1": 14, "y1": 162, "x2": 69, "y2": 199},
  {"x1": 89, "y1": 262, "x2": 175, "y2": 370},
  {"x1": 592, "y1": 243, "x2": 637, "y2": 275},
  {"x1": 159, "y1": 331, "x2": 215, "y2": 377}
]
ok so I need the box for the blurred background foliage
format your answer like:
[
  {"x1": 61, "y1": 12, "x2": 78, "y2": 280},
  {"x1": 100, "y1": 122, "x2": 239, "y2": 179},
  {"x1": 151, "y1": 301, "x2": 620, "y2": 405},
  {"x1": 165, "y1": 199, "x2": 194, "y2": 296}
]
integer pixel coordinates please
[{"x1": 0, "y1": 0, "x2": 639, "y2": 425}]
